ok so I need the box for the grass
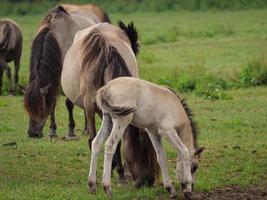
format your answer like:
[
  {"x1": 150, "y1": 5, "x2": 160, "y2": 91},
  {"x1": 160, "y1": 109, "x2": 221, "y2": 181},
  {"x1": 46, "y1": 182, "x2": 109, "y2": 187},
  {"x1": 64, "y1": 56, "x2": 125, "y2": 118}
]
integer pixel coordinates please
[{"x1": 0, "y1": 9, "x2": 267, "y2": 199}]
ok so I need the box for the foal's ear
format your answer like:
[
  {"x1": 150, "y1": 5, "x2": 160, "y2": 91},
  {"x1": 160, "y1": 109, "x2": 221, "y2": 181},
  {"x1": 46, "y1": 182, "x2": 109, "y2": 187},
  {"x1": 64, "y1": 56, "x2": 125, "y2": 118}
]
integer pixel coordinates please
[
  {"x1": 195, "y1": 147, "x2": 205, "y2": 156},
  {"x1": 40, "y1": 83, "x2": 52, "y2": 95}
]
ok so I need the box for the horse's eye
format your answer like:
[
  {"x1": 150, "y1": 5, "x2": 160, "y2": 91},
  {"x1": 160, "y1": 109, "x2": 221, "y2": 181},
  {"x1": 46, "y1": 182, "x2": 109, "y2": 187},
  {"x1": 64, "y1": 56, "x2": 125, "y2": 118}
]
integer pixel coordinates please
[{"x1": 191, "y1": 163, "x2": 198, "y2": 172}]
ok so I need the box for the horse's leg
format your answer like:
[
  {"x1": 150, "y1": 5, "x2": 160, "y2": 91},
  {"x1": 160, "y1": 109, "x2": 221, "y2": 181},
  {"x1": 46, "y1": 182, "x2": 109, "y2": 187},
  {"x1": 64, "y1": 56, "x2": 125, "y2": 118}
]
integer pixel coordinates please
[
  {"x1": 14, "y1": 55, "x2": 20, "y2": 92},
  {"x1": 88, "y1": 113, "x2": 112, "y2": 193},
  {"x1": 161, "y1": 128, "x2": 192, "y2": 196},
  {"x1": 146, "y1": 128, "x2": 177, "y2": 199},
  {"x1": 48, "y1": 105, "x2": 57, "y2": 138},
  {"x1": 84, "y1": 101, "x2": 97, "y2": 148},
  {"x1": 65, "y1": 98, "x2": 76, "y2": 138},
  {"x1": 83, "y1": 110, "x2": 88, "y2": 134},
  {"x1": 102, "y1": 114, "x2": 132, "y2": 197},
  {"x1": 113, "y1": 141, "x2": 126, "y2": 182},
  {"x1": 2, "y1": 62, "x2": 13, "y2": 94},
  {"x1": 0, "y1": 67, "x2": 3, "y2": 95}
]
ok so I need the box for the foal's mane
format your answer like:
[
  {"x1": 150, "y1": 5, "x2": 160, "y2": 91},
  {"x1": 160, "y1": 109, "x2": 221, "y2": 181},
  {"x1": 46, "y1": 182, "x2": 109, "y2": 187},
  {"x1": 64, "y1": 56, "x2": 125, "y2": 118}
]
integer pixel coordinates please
[
  {"x1": 24, "y1": 6, "x2": 66, "y2": 120},
  {"x1": 167, "y1": 88, "x2": 199, "y2": 148}
]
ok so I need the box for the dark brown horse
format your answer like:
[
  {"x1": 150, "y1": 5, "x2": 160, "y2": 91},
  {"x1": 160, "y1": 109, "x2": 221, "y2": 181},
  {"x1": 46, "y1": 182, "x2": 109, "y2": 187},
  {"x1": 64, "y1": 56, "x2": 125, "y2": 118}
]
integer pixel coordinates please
[
  {"x1": 23, "y1": 5, "x2": 107, "y2": 138},
  {"x1": 62, "y1": 22, "x2": 159, "y2": 187},
  {"x1": 0, "y1": 18, "x2": 22, "y2": 95}
]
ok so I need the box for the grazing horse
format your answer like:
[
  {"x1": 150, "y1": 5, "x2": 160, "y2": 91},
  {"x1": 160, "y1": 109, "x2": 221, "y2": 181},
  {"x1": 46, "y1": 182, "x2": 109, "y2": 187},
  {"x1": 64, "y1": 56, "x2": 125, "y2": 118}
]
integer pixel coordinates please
[
  {"x1": 0, "y1": 19, "x2": 22, "y2": 95},
  {"x1": 90, "y1": 77, "x2": 205, "y2": 198},
  {"x1": 61, "y1": 22, "x2": 158, "y2": 186},
  {"x1": 23, "y1": 5, "x2": 101, "y2": 138}
]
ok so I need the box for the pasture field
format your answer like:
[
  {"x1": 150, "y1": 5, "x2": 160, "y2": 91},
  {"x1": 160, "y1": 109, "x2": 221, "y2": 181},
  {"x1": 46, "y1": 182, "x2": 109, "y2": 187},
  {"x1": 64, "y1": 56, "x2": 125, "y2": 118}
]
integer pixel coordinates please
[{"x1": 1, "y1": 10, "x2": 267, "y2": 199}]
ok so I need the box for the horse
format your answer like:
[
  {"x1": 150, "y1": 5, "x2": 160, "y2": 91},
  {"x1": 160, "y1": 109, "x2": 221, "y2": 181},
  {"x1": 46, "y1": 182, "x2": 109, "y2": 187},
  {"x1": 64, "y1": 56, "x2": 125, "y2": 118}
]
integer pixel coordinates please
[
  {"x1": 89, "y1": 77, "x2": 205, "y2": 198},
  {"x1": 23, "y1": 5, "x2": 105, "y2": 138},
  {"x1": 0, "y1": 18, "x2": 22, "y2": 95},
  {"x1": 61, "y1": 22, "x2": 158, "y2": 186},
  {"x1": 62, "y1": 3, "x2": 110, "y2": 23}
]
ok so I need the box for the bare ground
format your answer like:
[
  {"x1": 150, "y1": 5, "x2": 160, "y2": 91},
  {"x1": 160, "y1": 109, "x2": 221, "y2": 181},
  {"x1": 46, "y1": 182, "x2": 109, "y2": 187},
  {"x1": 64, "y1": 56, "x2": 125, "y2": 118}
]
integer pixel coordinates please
[{"x1": 192, "y1": 186, "x2": 267, "y2": 200}]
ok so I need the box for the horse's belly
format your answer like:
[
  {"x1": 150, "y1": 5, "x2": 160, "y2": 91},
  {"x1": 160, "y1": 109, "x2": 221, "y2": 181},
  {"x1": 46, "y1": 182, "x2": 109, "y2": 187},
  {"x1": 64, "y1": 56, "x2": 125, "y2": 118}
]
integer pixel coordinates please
[{"x1": 61, "y1": 50, "x2": 84, "y2": 108}]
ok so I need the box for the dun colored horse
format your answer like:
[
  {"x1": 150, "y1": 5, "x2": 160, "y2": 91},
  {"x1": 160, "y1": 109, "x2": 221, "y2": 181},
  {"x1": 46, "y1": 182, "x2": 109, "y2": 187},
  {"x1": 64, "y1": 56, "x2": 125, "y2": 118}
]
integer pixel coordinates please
[
  {"x1": 24, "y1": 5, "x2": 104, "y2": 138},
  {"x1": 90, "y1": 77, "x2": 204, "y2": 198},
  {"x1": 61, "y1": 22, "x2": 158, "y2": 186},
  {"x1": 0, "y1": 19, "x2": 22, "y2": 95}
]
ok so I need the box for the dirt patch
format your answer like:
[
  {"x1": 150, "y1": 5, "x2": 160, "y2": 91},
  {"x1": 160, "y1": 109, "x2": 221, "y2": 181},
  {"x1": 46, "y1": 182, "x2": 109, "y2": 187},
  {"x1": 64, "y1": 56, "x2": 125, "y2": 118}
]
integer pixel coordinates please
[{"x1": 192, "y1": 185, "x2": 267, "y2": 200}]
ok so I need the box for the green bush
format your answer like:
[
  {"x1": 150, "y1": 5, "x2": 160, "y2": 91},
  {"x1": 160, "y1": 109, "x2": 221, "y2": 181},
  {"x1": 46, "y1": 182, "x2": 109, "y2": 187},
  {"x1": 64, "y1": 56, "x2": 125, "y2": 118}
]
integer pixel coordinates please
[
  {"x1": 239, "y1": 58, "x2": 267, "y2": 87},
  {"x1": 195, "y1": 76, "x2": 229, "y2": 100}
]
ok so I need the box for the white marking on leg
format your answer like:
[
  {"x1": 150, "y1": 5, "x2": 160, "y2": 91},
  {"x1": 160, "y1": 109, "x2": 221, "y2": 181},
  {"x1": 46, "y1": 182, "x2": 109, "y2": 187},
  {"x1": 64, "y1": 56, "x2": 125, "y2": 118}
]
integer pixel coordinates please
[{"x1": 88, "y1": 114, "x2": 112, "y2": 190}]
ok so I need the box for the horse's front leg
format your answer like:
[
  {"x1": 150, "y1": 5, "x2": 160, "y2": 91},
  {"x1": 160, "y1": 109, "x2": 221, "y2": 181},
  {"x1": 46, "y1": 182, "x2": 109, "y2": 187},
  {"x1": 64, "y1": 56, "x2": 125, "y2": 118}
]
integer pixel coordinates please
[
  {"x1": 48, "y1": 105, "x2": 57, "y2": 138},
  {"x1": 146, "y1": 128, "x2": 177, "y2": 199},
  {"x1": 88, "y1": 113, "x2": 112, "y2": 193},
  {"x1": 102, "y1": 114, "x2": 132, "y2": 197},
  {"x1": 65, "y1": 98, "x2": 77, "y2": 138}
]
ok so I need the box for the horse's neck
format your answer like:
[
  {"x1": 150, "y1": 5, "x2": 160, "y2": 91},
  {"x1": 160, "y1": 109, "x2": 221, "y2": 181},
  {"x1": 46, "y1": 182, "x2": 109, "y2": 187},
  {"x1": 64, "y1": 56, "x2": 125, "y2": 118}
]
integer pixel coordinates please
[{"x1": 179, "y1": 124, "x2": 195, "y2": 154}]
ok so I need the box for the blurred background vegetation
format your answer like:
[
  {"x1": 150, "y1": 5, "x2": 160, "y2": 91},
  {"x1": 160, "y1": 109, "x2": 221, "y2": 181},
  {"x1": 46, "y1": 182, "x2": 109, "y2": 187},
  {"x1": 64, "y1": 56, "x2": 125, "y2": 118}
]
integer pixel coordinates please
[{"x1": 1, "y1": 0, "x2": 267, "y2": 15}]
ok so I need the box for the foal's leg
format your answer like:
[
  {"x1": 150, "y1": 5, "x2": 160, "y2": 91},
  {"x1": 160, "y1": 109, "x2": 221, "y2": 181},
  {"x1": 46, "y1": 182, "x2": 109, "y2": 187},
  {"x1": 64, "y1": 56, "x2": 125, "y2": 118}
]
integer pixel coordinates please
[
  {"x1": 65, "y1": 98, "x2": 76, "y2": 138},
  {"x1": 146, "y1": 128, "x2": 177, "y2": 199},
  {"x1": 88, "y1": 113, "x2": 112, "y2": 193},
  {"x1": 48, "y1": 106, "x2": 57, "y2": 138},
  {"x1": 160, "y1": 128, "x2": 192, "y2": 195},
  {"x1": 102, "y1": 114, "x2": 132, "y2": 197}
]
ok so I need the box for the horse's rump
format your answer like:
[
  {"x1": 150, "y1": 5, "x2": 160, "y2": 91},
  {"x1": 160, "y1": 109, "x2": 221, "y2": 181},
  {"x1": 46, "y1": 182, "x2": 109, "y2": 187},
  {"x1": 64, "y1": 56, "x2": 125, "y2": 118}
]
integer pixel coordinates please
[{"x1": 0, "y1": 19, "x2": 21, "y2": 52}]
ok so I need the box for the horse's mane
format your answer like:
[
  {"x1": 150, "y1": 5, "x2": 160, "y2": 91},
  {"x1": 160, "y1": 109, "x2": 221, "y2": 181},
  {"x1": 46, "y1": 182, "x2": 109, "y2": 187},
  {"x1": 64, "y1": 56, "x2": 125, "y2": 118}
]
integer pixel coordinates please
[
  {"x1": 167, "y1": 88, "x2": 199, "y2": 148},
  {"x1": 81, "y1": 27, "x2": 132, "y2": 88},
  {"x1": 118, "y1": 21, "x2": 140, "y2": 55},
  {"x1": 24, "y1": 6, "x2": 66, "y2": 120},
  {"x1": 0, "y1": 19, "x2": 20, "y2": 51}
]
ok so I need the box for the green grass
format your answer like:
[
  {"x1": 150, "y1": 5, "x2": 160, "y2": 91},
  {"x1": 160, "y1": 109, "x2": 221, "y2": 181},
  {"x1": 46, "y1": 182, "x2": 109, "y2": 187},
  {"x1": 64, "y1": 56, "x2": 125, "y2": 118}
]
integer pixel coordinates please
[{"x1": 0, "y1": 9, "x2": 267, "y2": 199}]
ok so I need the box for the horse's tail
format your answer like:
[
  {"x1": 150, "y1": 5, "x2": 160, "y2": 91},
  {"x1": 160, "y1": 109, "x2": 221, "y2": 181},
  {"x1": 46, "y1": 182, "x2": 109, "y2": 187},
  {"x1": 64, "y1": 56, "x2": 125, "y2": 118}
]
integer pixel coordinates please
[
  {"x1": 81, "y1": 26, "x2": 132, "y2": 89},
  {"x1": 24, "y1": 7, "x2": 64, "y2": 120}
]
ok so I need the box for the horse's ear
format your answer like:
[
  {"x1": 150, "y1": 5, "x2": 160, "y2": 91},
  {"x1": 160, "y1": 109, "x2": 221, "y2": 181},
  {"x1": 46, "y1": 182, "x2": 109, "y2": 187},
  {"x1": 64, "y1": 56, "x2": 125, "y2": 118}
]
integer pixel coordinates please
[
  {"x1": 40, "y1": 83, "x2": 52, "y2": 95},
  {"x1": 195, "y1": 147, "x2": 205, "y2": 156}
]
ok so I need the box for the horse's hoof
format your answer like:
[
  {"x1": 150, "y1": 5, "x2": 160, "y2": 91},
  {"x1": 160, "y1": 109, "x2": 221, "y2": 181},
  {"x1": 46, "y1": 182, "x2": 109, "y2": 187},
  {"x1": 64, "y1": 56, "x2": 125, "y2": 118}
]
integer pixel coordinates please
[
  {"x1": 103, "y1": 185, "x2": 112, "y2": 198},
  {"x1": 166, "y1": 186, "x2": 177, "y2": 199},
  {"x1": 88, "y1": 182, "x2": 96, "y2": 194},
  {"x1": 62, "y1": 134, "x2": 79, "y2": 141},
  {"x1": 49, "y1": 134, "x2": 58, "y2": 139}
]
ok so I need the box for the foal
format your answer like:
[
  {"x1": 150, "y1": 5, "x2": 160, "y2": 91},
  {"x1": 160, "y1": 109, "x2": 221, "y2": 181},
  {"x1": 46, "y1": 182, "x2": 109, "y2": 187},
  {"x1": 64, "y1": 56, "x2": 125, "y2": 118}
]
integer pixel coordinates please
[{"x1": 88, "y1": 77, "x2": 204, "y2": 198}]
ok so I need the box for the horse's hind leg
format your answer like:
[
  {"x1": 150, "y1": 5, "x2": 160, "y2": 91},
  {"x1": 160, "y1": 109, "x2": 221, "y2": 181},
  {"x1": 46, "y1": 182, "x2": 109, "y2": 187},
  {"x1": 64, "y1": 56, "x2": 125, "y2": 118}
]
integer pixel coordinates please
[
  {"x1": 102, "y1": 114, "x2": 133, "y2": 197},
  {"x1": 83, "y1": 101, "x2": 97, "y2": 147},
  {"x1": 88, "y1": 113, "x2": 112, "y2": 193},
  {"x1": 14, "y1": 54, "x2": 20, "y2": 91},
  {"x1": 113, "y1": 141, "x2": 126, "y2": 182},
  {"x1": 48, "y1": 105, "x2": 57, "y2": 138},
  {"x1": 65, "y1": 98, "x2": 77, "y2": 138},
  {"x1": 1, "y1": 61, "x2": 13, "y2": 94},
  {"x1": 146, "y1": 128, "x2": 177, "y2": 199}
]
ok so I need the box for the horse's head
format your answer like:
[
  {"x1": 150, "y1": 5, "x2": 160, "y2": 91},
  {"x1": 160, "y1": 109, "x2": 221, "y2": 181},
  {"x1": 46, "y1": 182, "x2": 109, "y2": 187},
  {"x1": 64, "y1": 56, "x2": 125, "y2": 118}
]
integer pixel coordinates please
[
  {"x1": 190, "y1": 147, "x2": 205, "y2": 183},
  {"x1": 24, "y1": 83, "x2": 53, "y2": 138}
]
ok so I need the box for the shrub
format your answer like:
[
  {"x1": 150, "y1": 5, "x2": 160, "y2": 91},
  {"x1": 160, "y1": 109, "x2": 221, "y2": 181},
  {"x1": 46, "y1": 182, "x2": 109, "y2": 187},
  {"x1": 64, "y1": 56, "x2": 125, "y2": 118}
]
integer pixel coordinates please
[{"x1": 239, "y1": 58, "x2": 267, "y2": 87}]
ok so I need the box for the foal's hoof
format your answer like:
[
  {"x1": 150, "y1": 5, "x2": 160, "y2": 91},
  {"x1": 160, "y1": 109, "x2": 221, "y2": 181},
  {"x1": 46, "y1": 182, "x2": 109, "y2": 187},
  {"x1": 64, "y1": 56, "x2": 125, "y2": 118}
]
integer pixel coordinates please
[
  {"x1": 166, "y1": 186, "x2": 177, "y2": 199},
  {"x1": 183, "y1": 191, "x2": 193, "y2": 199},
  {"x1": 88, "y1": 181, "x2": 96, "y2": 194},
  {"x1": 103, "y1": 185, "x2": 112, "y2": 198}
]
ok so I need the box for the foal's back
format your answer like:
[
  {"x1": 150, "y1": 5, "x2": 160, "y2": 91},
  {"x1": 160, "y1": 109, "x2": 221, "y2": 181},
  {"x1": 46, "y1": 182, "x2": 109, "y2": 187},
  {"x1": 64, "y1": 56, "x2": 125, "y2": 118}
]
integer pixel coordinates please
[{"x1": 97, "y1": 77, "x2": 187, "y2": 129}]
